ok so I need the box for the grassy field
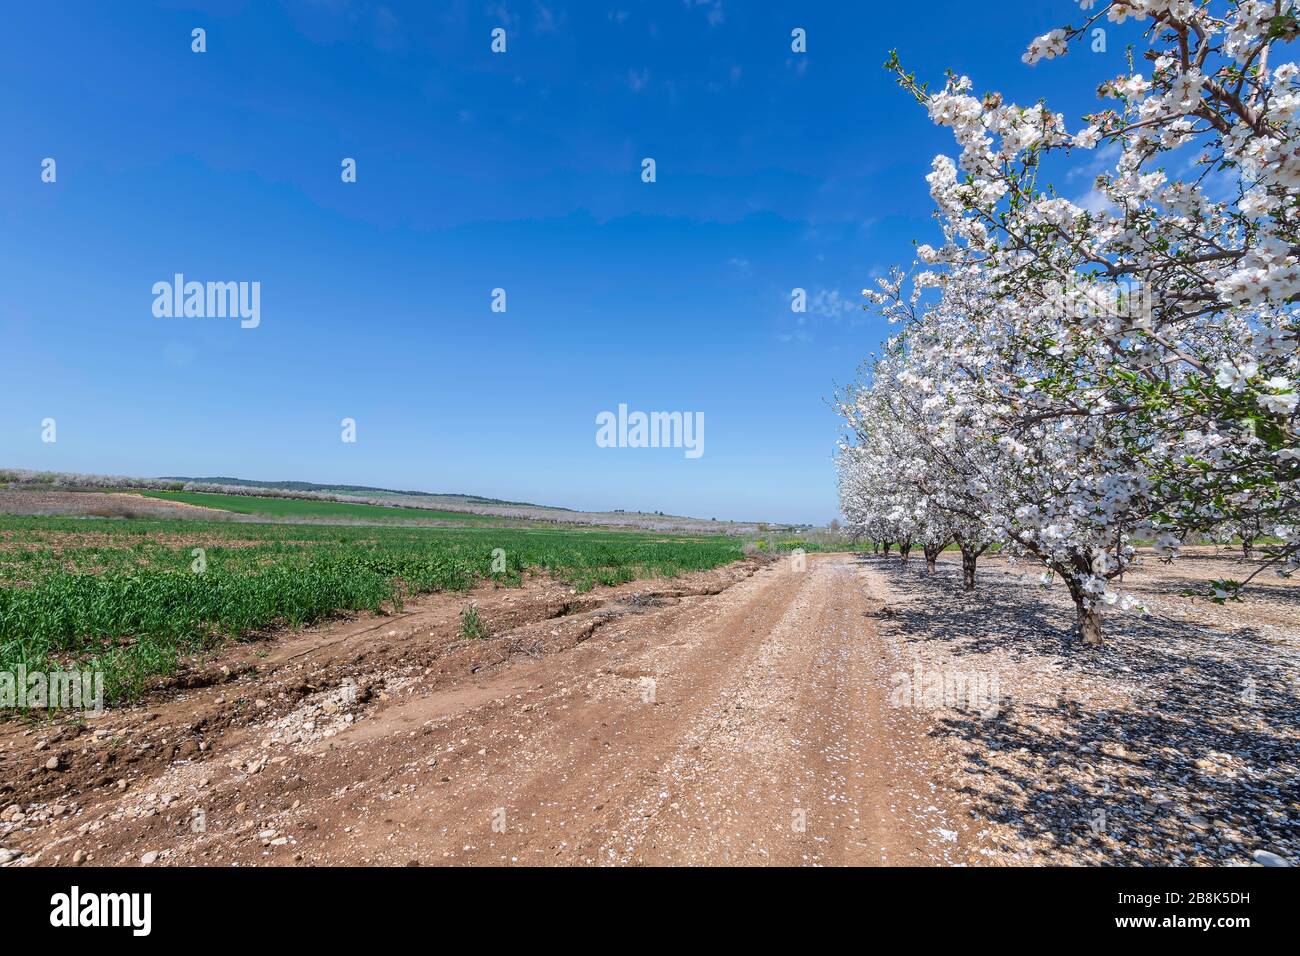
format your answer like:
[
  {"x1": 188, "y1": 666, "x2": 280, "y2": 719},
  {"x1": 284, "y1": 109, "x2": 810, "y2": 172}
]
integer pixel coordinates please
[
  {"x1": 137, "y1": 490, "x2": 499, "y2": 524},
  {"x1": 0, "y1": 514, "x2": 747, "y2": 705}
]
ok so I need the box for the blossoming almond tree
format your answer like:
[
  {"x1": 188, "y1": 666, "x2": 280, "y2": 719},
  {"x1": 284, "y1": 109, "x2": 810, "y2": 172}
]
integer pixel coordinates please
[
  {"x1": 855, "y1": 1, "x2": 1297, "y2": 627},
  {"x1": 846, "y1": 266, "x2": 1164, "y2": 643},
  {"x1": 837, "y1": 377, "x2": 929, "y2": 565},
  {"x1": 838, "y1": 349, "x2": 965, "y2": 578}
]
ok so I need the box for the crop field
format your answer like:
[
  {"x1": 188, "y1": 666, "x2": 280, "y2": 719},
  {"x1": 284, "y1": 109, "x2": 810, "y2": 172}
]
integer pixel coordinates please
[
  {"x1": 136, "y1": 490, "x2": 500, "y2": 524},
  {"x1": 0, "y1": 514, "x2": 747, "y2": 703}
]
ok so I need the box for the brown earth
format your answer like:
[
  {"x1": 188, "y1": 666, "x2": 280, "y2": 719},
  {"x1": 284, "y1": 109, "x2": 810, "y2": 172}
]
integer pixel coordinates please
[
  {"x1": 3, "y1": 548, "x2": 1294, "y2": 868},
  {"x1": 0, "y1": 491, "x2": 234, "y2": 521},
  {"x1": 0, "y1": 554, "x2": 970, "y2": 867}
]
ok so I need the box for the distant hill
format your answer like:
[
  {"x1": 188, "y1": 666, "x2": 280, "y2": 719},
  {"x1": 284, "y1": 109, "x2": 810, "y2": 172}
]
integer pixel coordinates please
[
  {"x1": 158, "y1": 477, "x2": 562, "y2": 510},
  {"x1": 2, "y1": 468, "x2": 804, "y2": 533}
]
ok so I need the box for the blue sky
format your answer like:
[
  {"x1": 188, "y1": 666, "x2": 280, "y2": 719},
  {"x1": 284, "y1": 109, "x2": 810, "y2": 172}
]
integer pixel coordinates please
[{"x1": 0, "y1": 1, "x2": 1133, "y2": 524}]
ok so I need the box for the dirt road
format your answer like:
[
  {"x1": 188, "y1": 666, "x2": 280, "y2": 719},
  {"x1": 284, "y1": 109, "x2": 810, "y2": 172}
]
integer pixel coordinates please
[{"x1": 2, "y1": 554, "x2": 973, "y2": 867}]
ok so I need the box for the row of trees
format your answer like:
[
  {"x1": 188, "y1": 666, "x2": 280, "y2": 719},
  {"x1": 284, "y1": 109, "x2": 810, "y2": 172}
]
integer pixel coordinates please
[{"x1": 838, "y1": 1, "x2": 1298, "y2": 644}]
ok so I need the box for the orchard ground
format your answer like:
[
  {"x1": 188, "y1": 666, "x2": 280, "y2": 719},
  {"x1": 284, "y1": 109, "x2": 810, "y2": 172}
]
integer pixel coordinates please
[{"x1": 1, "y1": 542, "x2": 1295, "y2": 867}]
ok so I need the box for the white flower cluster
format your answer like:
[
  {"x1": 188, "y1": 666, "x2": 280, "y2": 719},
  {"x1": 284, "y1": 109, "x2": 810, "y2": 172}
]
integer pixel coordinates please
[{"x1": 1022, "y1": 29, "x2": 1069, "y2": 65}]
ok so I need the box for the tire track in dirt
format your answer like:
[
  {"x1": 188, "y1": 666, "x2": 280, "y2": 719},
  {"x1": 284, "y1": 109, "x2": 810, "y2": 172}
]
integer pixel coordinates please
[
  {"x1": 309, "y1": 557, "x2": 814, "y2": 865},
  {"x1": 297, "y1": 554, "x2": 968, "y2": 866},
  {"x1": 614, "y1": 557, "x2": 966, "y2": 865}
]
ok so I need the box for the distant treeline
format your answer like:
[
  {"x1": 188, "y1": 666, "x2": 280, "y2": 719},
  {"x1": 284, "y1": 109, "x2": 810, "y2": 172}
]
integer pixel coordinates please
[
  {"x1": 158, "y1": 476, "x2": 549, "y2": 509},
  {"x1": 0, "y1": 469, "x2": 493, "y2": 513}
]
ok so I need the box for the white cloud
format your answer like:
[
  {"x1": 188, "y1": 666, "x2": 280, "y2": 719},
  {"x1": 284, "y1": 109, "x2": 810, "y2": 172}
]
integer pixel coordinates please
[{"x1": 683, "y1": 0, "x2": 723, "y2": 27}]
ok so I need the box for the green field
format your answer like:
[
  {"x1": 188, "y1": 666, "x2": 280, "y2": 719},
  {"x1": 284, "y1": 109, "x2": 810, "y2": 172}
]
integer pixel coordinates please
[
  {"x1": 138, "y1": 490, "x2": 499, "y2": 524},
  {"x1": 0, "y1": 514, "x2": 747, "y2": 706}
]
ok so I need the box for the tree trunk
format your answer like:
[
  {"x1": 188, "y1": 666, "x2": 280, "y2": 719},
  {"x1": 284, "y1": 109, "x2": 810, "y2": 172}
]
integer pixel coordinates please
[
  {"x1": 923, "y1": 542, "x2": 943, "y2": 573},
  {"x1": 1076, "y1": 603, "x2": 1103, "y2": 645},
  {"x1": 960, "y1": 549, "x2": 977, "y2": 590},
  {"x1": 898, "y1": 540, "x2": 912, "y2": 565},
  {"x1": 1242, "y1": 538, "x2": 1255, "y2": 560},
  {"x1": 1063, "y1": 572, "x2": 1104, "y2": 645},
  {"x1": 882, "y1": 541, "x2": 893, "y2": 557},
  {"x1": 954, "y1": 537, "x2": 988, "y2": 592}
]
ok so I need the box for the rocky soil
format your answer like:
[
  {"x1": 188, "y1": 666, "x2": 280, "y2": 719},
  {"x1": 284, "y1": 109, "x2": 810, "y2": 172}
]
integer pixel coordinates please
[{"x1": 2, "y1": 549, "x2": 1294, "y2": 867}]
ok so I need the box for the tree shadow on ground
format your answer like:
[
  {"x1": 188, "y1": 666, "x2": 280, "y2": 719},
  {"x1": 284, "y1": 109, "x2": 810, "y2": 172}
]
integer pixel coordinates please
[{"x1": 859, "y1": 554, "x2": 1300, "y2": 865}]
